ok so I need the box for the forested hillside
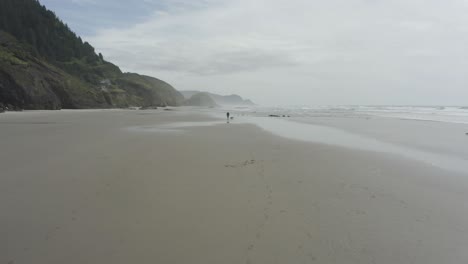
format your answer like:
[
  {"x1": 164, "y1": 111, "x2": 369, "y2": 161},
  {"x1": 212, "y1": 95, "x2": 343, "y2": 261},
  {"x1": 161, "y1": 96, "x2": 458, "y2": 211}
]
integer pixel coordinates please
[
  {"x1": 0, "y1": 0, "x2": 101, "y2": 65},
  {"x1": 0, "y1": 0, "x2": 183, "y2": 110}
]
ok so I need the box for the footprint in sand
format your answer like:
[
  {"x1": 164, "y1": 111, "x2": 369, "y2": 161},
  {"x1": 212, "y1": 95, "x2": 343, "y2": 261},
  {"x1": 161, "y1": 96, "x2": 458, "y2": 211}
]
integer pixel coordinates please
[
  {"x1": 354, "y1": 209, "x2": 367, "y2": 215},
  {"x1": 225, "y1": 159, "x2": 256, "y2": 168},
  {"x1": 44, "y1": 226, "x2": 62, "y2": 241},
  {"x1": 307, "y1": 254, "x2": 317, "y2": 262}
]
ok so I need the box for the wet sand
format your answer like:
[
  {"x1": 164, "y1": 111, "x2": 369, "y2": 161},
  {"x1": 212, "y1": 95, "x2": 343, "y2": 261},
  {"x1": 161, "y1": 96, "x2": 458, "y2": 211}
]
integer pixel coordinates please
[{"x1": 1, "y1": 109, "x2": 468, "y2": 264}]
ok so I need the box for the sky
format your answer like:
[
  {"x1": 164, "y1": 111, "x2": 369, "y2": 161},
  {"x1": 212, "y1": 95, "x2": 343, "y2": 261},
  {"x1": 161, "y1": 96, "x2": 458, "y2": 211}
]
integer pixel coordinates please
[{"x1": 41, "y1": 0, "x2": 468, "y2": 106}]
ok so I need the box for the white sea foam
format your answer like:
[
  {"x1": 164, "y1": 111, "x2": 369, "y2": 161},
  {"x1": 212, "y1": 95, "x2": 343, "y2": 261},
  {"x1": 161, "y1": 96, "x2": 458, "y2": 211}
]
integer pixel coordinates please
[{"x1": 242, "y1": 105, "x2": 468, "y2": 124}]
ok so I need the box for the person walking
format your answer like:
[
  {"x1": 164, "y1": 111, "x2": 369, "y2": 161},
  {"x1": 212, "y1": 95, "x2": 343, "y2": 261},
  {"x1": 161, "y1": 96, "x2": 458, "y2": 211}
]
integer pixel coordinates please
[{"x1": 226, "y1": 112, "x2": 230, "y2": 123}]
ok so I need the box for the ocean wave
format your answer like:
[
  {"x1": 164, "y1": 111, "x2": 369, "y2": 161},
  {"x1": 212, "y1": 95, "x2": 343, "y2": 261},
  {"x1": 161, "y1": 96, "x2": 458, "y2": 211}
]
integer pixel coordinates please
[{"x1": 250, "y1": 105, "x2": 468, "y2": 125}]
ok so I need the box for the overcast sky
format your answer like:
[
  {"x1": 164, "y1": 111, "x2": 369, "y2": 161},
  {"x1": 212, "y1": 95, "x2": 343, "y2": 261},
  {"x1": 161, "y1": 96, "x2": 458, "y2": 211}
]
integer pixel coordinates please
[{"x1": 42, "y1": 0, "x2": 468, "y2": 106}]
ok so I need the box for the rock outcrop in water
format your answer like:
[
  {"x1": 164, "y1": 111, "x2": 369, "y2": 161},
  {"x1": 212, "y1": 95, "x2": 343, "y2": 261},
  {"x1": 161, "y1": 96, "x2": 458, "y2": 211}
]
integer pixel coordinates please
[{"x1": 0, "y1": 0, "x2": 183, "y2": 110}]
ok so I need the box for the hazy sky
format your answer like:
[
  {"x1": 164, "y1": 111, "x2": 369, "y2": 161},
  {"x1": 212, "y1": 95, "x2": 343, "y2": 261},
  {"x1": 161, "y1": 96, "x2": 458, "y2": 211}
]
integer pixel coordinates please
[{"x1": 42, "y1": 0, "x2": 468, "y2": 106}]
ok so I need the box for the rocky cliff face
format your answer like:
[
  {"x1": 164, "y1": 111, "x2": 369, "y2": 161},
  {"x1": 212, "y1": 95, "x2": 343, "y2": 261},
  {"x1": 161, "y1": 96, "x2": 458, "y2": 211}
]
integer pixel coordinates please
[
  {"x1": 0, "y1": 32, "x2": 106, "y2": 110},
  {"x1": 0, "y1": 31, "x2": 184, "y2": 110},
  {"x1": 0, "y1": 0, "x2": 184, "y2": 111}
]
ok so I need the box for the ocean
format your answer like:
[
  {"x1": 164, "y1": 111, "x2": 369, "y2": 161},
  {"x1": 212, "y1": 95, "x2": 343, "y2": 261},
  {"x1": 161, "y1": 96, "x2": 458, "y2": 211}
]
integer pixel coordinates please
[
  {"x1": 218, "y1": 105, "x2": 468, "y2": 174},
  {"x1": 244, "y1": 105, "x2": 468, "y2": 125}
]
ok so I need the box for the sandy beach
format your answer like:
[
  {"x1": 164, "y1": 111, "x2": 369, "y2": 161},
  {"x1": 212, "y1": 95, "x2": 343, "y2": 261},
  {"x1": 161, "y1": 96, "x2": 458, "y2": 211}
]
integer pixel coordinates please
[{"x1": 2, "y1": 109, "x2": 468, "y2": 264}]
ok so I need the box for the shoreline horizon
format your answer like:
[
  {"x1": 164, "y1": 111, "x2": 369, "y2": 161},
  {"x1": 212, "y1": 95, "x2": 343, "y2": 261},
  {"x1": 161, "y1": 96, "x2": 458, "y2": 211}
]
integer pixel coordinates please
[{"x1": 3, "y1": 107, "x2": 468, "y2": 174}]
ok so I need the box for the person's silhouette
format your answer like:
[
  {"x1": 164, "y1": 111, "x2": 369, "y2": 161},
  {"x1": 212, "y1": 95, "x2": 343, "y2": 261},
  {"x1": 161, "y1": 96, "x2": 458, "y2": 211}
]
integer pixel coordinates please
[{"x1": 226, "y1": 112, "x2": 230, "y2": 123}]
